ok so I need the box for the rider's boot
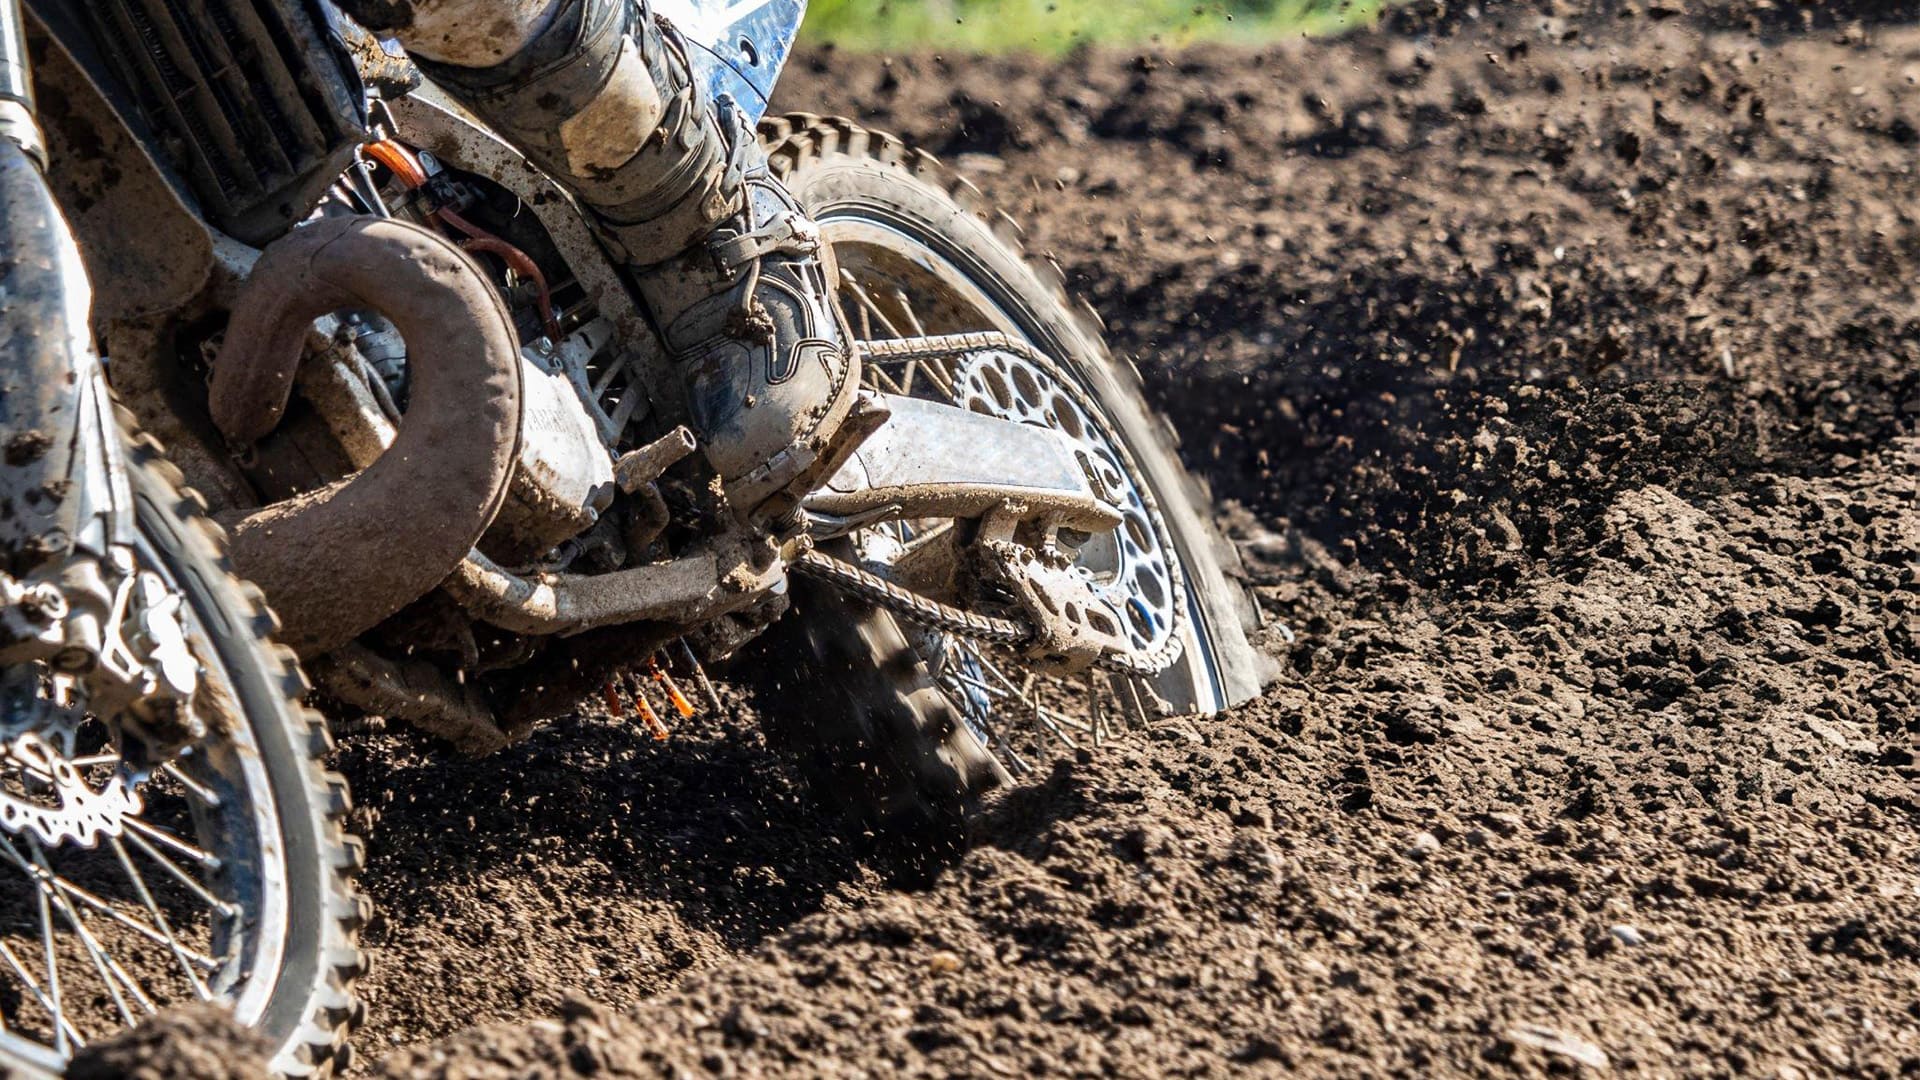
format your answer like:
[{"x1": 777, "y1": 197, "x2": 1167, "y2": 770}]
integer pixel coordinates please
[{"x1": 337, "y1": 0, "x2": 856, "y2": 518}]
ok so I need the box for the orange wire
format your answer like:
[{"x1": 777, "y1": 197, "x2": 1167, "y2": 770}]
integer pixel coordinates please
[
  {"x1": 627, "y1": 673, "x2": 671, "y2": 742},
  {"x1": 365, "y1": 139, "x2": 428, "y2": 189},
  {"x1": 650, "y1": 659, "x2": 697, "y2": 719},
  {"x1": 366, "y1": 139, "x2": 563, "y2": 342}
]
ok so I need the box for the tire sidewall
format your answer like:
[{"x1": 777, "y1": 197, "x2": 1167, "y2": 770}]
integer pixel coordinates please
[{"x1": 128, "y1": 451, "x2": 345, "y2": 1074}]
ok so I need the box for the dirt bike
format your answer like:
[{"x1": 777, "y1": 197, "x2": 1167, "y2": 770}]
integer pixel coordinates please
[{"x1": 0, "y1": 0, "x2": 1268, "y2": 1073}]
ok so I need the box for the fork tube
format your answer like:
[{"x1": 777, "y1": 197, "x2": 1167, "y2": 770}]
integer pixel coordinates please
[
  {"x1": 0, "y1": 0, "x2": 43, "y2": 167},
  {"x1": 0, "y1": 0, "x2": 120, "y2": 577}
]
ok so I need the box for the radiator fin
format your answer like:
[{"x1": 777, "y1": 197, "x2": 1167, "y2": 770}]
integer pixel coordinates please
[{"x1": 78, "y1": 0, "x2": 362, "y2": 242}]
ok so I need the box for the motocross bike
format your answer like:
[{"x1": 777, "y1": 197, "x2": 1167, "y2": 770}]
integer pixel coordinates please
[{"x1": 0, "y1": 0, "x2": 1268, "y2": 1073}]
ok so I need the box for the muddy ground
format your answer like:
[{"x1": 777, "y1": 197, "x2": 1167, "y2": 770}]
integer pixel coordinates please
[{"x1": 324, "y1": 3, "x2": 1920, "y2": 1076}]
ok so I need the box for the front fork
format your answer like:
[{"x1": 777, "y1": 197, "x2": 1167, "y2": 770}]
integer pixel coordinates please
[{"x1": 0, "y1": 0, "x2": 197, "y2": 751}]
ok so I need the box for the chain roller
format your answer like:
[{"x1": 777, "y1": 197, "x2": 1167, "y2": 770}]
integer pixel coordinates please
[{"x1": 793, "y1": 550, "x2": 1027, "y2": 645}]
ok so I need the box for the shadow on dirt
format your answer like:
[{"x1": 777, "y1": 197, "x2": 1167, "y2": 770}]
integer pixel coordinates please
[
  {"x1": 352, "y1": 721, "x2": 839, "y2": 912},
  {"x1": 332, "y1": 702, "x2": 880, "y2": 1040}
]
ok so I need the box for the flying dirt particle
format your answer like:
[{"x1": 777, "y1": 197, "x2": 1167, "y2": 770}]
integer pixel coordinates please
[
  {"x1": 1506, "y1": 1023, "x2": 1611, "y2": 1070},
  {"x1": 928, "y1": 950, "x2": 965, "y2": 974},
  {"x1": 1609, "y1": 924, "x2": 1648, "y2": 947}
]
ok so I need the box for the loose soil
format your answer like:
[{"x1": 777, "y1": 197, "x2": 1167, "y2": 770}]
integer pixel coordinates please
[{"x1": 315, "y1": 3, "x2": 1919, "y2": 1076}]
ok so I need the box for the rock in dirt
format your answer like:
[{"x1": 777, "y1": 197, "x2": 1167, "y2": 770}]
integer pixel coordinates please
[
  {"x1": 1506, "y1": 1023, "x2": 1612, "y2": 1071},
  {"x1": 1609, "y1": 924, "x2": 1648, "y2": 948}
]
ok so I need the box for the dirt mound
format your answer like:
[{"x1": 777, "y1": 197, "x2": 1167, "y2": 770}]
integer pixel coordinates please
[
  {"x1": 343, "y1": 4, "x2": 1920, "y2": 1076},
  {"x1": 65, "y1": 1004, "x2": 272, "y2": 1080}
]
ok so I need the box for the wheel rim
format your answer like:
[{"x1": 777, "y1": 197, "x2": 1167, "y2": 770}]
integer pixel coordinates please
[
  {"x1": 818, "y1": 212, "x2": 1217, "y2": 773},
  {"x1": 0, "y1": 529, "x2": 287, "y2": 1065}
]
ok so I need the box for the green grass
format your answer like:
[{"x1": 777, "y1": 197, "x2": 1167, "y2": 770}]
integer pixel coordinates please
[{"x1": 801, "y1": 0, "x2": 1387, "y2": 54}]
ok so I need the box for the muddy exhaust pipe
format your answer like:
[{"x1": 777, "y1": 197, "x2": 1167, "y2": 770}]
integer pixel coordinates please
[{"x1": 210, "y1": 215, "x2": 523, "y2": 657}]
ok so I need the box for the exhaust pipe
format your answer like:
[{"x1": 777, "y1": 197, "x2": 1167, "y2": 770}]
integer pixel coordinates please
[{"x1": 210, "y1": 215, "x2": 523, "y2": 657}]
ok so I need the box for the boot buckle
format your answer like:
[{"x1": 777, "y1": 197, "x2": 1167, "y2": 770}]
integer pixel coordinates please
[{"x1": 708, "y1": 210, "x2": 823, "y2": 276}]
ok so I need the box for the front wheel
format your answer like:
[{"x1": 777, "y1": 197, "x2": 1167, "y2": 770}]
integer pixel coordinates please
[
  {"x1": 0, "y1": 426, "x2": 366, "y2": 1076},
  {"x1": 751, "y1": 115, "x2": 1270, "y2": 826}
]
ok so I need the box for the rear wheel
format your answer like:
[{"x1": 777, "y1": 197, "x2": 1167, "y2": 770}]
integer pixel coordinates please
[
  {"x1": 0, "y1": 425, "x2": 365, "y2": 1076},
  {"x1": 753, "y1": 115, "x2": 1268, "y2": 824}
]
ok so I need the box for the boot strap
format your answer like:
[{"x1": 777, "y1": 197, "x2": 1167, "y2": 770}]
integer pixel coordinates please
[
  {"x1": 702, "y1": 94, "x2": 820, "y2": 276},
  {"x1": 709, "y1": 211, "x2": 822, "y2": 278}
]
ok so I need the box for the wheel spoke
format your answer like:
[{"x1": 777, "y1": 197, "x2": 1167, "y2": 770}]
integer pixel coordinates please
[
  {"x1": 967, "y1": 650, "x2": 1091, "y2": 730},
  {"x1": 865, "y1": 361, "x2": 907, "y2": 396},
  {"x1": 0, "y1": 934, "x2": 83, "y2": 1049},
  {"x1": 945, "y1": 668, "x2": 1090, "y2": 736},
  {"x1": 1121, "y1": 676, "x2": 1159, "y2": 729},
  {"x1": 25, "y1": 838, "x2": 153, "y2": 1026},
  {"x1": 122, "y1": 827, "x2": 236, "y2": 917},
  {"x1": 839, "y1": 271, "x2": 905, "y2": 339},
  {"x1": 123, "y1": 816, "x2": 220, "y2": 871},
  {"x1": 49, "y1": 874, "x2": 216, "y2": 972},
  {"x1": 911, "y1": 353, "x2": 959, "y2": 401},
  {"x1": 940, "y1": 638, "x2": 1107, "y2": 762},
  {"x1": 110, "y1": 837, "x2": 212, "y2": 997},
  {"x1": 159, "y1": 763, "x2": 222, "y2": 809},
  {"x1": 964, "y1": 704, "x2": 1034, "y2": 777},
  {"x1": 1089, "y1": 676, "x2": 1106, "y2": 748},
  {"x1": 890, "y1": 288, "x2": 928, "y2": 337},
  {"x1": 0, "y1": 818, "x2": 221, "y2": 989},
  {"x1": 35, "y1": 870, "x2": 66, "y2": 1055}
]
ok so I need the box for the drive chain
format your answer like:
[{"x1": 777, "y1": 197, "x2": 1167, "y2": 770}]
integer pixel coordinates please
[{"x1": 793, "y1": 550, "x2": 1178, "y2": 677}]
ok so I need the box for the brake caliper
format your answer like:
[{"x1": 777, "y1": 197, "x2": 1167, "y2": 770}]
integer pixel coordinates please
[{"x1": 4, "y1": 554, "x2": 203, "y2": 762}]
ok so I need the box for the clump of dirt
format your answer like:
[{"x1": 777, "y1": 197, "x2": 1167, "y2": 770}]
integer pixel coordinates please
[
  {"x1": 333, "y1": 3, "x2": 1920, "y2": 1077},
  {"x1": 65, "y1": 1004, "x2": 272, "y2": 1080}
]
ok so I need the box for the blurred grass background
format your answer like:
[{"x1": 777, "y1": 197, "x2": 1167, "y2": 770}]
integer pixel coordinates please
[{"x1": 800, "y1": 0, "x2": 1387, "y2": 53}]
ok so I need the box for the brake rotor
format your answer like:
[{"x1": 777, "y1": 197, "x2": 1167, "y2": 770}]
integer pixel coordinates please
[{"x1": 0, "y1": 680, "x2": 143, "y2": 848}]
